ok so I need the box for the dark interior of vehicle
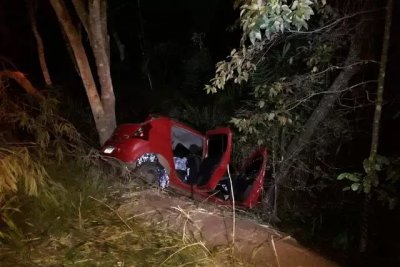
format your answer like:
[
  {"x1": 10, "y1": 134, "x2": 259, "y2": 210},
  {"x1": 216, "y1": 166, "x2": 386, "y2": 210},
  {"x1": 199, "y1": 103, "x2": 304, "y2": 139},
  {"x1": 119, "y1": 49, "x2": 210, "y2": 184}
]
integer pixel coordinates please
[
  {"x1": 214, "y1": 155, "x2": 264, "y2": 202},
  {"x1": 196, "y1": 134, "x2": 227, "y2": 186},
  {"x1": 234, "y1": 156, "x2": 264, "y2": 201},
  {"x1": 173, "y1": 143, "x2": 190, "y2": 180},
  {"x1": 173, "y1": 143, "x2": 202, "y2": 181},
  {"x1": 196, "y1": 153, "x2": 222, "y2": 186},
  {"x1": 186, "y1": 148, "x2": 202, "y2": 184},
  {"x1": 172, "y1": 134, "x2": 227, "y2": 187},
  {"x1": 171, "y1": 126, "x2": 203, "y2": 182}
]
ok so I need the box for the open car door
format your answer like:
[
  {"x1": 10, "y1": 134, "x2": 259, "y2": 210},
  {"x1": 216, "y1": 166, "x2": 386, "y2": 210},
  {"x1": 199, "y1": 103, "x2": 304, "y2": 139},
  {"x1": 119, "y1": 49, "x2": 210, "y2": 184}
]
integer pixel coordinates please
[
  {"x1": 235, "y1": 147, "x2": 268, "y2": 208},
  {"x1": 195, "y1": 128, "x2": 232, "y2": 191}
]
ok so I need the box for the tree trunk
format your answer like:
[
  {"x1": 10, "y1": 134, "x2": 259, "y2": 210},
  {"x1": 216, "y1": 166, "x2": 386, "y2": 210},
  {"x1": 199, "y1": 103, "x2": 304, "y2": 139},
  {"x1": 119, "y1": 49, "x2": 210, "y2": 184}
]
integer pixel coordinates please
[
  {"x1": 71, "y1": 0, "x2": 89, "y2": 34},
  {"x1": 137, "y1": 0, "x2": 153, "y2": 90},
  {"x1": 368, "y1": 0, "x2": 392, "y2": 164},
  {"x1": 264, "y1": 40, "x2": 360, "y2": 215},
  {"x1": 359, "y1": 192, "x2": 371, "y2": 253},
  {"x1": 359, "y1": 0, "x2": 393, "y2": 253},
  {"x1": 49, "y1": 0, "x2": 116, "y2": 145},
  {"x1": 88, "y1": 0, "x2": 116, "y2": 145},
  {"x1": 27, "y1": 0, "x2": 52, "y2": 87}
]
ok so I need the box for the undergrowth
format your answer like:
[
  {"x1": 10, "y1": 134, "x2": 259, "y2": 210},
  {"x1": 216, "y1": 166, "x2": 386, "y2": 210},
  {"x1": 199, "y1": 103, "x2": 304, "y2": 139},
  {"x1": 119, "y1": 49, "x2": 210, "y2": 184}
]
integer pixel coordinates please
[
  {"x1": 0, "y1": 74, "x2": 249, "y2": 266},
  {"x1": 0, "y1": 162, "x2": 223, "y2": 266}
]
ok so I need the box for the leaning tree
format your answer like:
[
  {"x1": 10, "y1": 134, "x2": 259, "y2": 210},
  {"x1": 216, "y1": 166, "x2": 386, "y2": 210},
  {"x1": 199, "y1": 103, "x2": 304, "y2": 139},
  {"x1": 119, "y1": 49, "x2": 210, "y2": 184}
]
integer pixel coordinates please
[
  {"x1": 49, "y1": 0, "x2": 116, "y2": 145},
  {"x1": 205, "y1": 0, "x2": 369, "y2": 218}
]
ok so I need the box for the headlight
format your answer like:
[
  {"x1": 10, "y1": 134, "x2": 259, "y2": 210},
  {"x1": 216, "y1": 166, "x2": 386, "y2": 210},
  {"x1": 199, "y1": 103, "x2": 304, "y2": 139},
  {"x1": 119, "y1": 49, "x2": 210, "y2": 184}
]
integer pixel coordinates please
[{"x1": 103, "y1": 146, "x2": 115, "y2": 154}]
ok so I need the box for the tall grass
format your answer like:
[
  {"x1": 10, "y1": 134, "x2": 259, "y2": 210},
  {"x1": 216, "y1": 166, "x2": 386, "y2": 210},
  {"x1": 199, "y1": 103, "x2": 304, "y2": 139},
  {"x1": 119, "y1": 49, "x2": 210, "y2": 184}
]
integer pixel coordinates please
[
  {"x1": 0, "y1": 82, "x2": 84, "y2": 238},
  {"x1": 0, "y1": 147, "x2": 47, "y2": 197},
  {"x1": 0, "y1": 161, "x2": 222, "y2": 266}
]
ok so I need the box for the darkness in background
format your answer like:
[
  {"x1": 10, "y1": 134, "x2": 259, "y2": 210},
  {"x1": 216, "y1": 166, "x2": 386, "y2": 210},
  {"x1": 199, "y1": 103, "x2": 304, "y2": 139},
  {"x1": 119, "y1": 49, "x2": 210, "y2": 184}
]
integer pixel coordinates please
[
  {"x1": 0, "y1": 0, "x2": 400, "y2": 265},
  {"x1": 0, "y1": 0, "x2": 239, "y2": 122}
]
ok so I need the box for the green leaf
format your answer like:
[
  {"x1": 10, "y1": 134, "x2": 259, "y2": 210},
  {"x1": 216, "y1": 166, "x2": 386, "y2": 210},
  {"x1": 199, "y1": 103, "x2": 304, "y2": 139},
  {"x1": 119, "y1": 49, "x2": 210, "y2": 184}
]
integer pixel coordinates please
[
  {"x1": 363, "y1": 180, "x2": 371, "y2": 194},
  {"x1": 291, "y1": 0, "x2": 299, "y2": 10},
  {"x1": 337, "y1": 172, "x2": 360, "y2": 182},
  {"x1": 351, "y1": 183, "x2": 360, "y2": 191},
  {"x1": 267, "y1": 113, "x2": 275, "y2": 121}
]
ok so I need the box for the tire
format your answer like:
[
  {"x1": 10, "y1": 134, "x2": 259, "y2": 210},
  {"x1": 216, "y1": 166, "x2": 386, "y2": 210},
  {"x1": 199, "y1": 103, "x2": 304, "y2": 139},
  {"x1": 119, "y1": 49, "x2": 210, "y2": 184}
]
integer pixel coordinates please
[{"x1": 132, "y1": 162, "x2": 159, "y2": 185}]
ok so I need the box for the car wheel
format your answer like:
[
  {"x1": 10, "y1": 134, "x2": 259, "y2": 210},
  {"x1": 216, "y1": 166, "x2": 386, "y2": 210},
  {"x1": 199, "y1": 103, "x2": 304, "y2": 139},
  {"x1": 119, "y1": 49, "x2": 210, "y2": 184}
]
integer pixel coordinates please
[{"x1": 132, "y1": 162, "x2": 159, "y2": 185}]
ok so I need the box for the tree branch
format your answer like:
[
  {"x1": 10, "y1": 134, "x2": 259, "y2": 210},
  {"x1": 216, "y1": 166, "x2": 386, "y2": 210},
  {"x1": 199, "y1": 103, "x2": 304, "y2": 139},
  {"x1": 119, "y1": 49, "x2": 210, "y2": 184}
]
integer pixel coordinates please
[
  {"x1": 265, "y1": 40, "x2": 361, "y2": 214},
  {"x1": 286, "y1": 80, "x2": 377, "y2": 112},
  {"x1": 288, "y1": 8, "x2": 383, "y2": 34},
  {"x1": 71, "y1": 0, "x2": 89, "y2": 35},
  {"x1": 0, "y1": 71, "x2": 45, "y2": 100},
  {"x1": 26, "y1": 0, "x2": 52, "y2": 86}
]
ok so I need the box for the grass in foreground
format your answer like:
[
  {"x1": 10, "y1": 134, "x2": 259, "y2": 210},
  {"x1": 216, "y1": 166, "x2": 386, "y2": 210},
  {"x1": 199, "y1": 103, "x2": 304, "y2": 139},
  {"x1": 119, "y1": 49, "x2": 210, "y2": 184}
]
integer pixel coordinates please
[{"x1": 0, "y1": 161, "x2": 235, "y2": 266}]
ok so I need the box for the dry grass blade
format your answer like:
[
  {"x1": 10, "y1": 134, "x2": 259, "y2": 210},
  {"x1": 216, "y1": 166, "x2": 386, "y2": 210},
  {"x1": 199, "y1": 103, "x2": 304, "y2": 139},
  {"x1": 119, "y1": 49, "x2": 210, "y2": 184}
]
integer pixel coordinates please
[
  {"x1": 271, "y1": 235, "x2": 281, "y2": 267},
  {"x1": 88, "y1": 196, "x2": 133, "y2": 232},
  {"x1": 171, "y1": 205, "x2": 193, "y2": 242},
  {"x1": 126, "y1": 210, "x2": 156, "y2": 220},
  {"x1": 160, "y1": 241, "x2": 211, "y2": 266},
  {"x1": 171, "y1": 205, "x2": 204, "y2": 243},
  {"x1": 227, "y1": 164, "x2": 236, "y2": 249}
]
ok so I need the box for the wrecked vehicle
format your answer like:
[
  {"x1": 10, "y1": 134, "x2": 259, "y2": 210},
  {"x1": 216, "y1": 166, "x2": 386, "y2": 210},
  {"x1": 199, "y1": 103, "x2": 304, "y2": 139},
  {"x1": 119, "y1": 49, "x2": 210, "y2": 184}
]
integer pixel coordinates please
[{"x1": 100, "y1": 115, "x2": 268, "y2": 208}]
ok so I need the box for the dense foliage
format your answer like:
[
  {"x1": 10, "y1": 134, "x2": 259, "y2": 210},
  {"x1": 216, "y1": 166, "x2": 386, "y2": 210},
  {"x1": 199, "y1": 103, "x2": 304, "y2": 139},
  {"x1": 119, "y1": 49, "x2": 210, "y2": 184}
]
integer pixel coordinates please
[{"x1": 204, "y1": 0, "x2": 400, "y2": 263}]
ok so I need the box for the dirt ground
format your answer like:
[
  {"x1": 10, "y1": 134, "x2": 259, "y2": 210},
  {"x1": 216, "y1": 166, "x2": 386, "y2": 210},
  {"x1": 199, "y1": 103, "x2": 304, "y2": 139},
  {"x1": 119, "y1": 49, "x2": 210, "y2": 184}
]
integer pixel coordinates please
[{"x1": 117, "y1": 187, "x2": 339, "y2": 267}]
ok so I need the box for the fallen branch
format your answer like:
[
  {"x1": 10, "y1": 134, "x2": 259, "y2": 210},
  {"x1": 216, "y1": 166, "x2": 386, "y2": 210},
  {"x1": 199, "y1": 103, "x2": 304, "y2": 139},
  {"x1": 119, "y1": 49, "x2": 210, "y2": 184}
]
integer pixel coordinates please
[{"x1": 0, "y1": 70, "x2": 45, "y2": 100}]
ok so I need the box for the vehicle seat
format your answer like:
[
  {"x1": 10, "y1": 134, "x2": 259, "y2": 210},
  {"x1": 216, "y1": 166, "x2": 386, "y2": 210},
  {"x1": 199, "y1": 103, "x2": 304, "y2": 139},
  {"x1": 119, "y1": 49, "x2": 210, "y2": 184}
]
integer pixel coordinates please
[
  {"x1": 173, "y1": 143, "x2": 190, "y2": 157},
  {"x1": 185, "y1": 144, "x2": 202, "y2": 184},
  {"x1": 196, "y1": 154, "x2": 221, "y2": 186},
  {"x1": 186, "y1": 154, "x2": 201, "y2": 184},
  {"x1": 173, "y1": 143, "x2": 189, "y2": 181}
]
